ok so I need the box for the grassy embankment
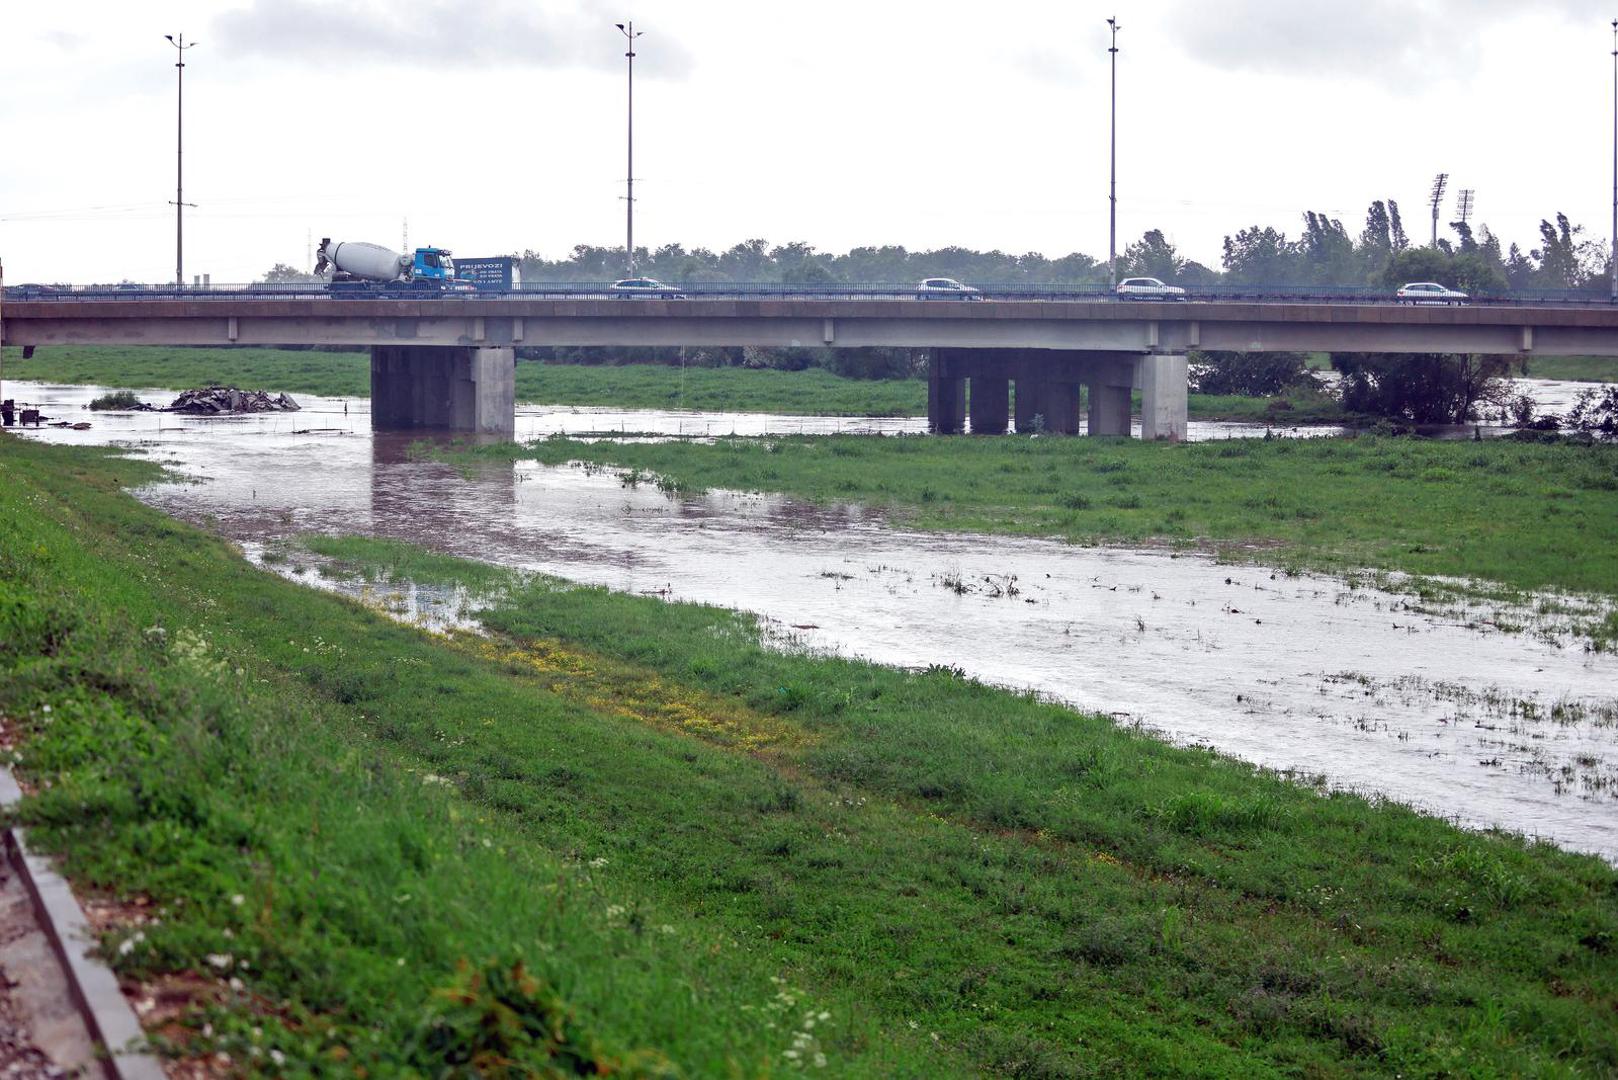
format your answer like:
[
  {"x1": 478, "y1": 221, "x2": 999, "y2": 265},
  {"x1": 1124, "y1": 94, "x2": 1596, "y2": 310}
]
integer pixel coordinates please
[
  {"x1": 460, "y1": 436, "x2": 1618, "y2": 612},
  {"x1": 1521, "y1": 356, "x2": 1618, "y2": 382},
  {"x1": 3, "y1": 434, "x2": 1616, "y2": 1074},
  {"x1": 2, "y1": 346, "x2": 1343, "y2": 421}
]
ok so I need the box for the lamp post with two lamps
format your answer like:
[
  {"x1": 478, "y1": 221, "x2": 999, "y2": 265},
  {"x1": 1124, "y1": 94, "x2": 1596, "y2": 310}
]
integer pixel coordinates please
[
  {"x1": 616, "y1": 21, "x2": 643, "y2": 278},
  {"x1": 165, "y1": 33, "x2": 196, "y2": 289},
  {"x1": 1107, "y1": 16, "x2": 1120, "y2": 292}
]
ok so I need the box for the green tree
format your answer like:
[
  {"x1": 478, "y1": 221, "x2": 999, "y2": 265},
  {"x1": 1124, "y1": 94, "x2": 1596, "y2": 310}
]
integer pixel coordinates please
[
  {"x1": 261, "y1": 263, "x2": 317, "y2": 283},
  {"x1": 1188, "y1": 352, "x2": 1311, "y2": 395},
  {"x1": 1333, "y1": 353, "x2": 1512, "y2": 423},
  {"x1": 1123, "y1": 229, "x2": 1185, "y2": 282},
  {"x1": 1531, "y1": 213, "x2": 1596, "y2": 289},
  {"x1": 1222, "y1": 225, "x2": 1297, "y2": 285},
  {"x1": 1298, "y1": 212, "x2": 1356, "y2": 284}
]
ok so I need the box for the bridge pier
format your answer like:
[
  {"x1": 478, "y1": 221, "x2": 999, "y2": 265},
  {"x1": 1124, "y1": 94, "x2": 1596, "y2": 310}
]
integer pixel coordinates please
[
  {"x1": 1033, "y1": 379, "x2": 1082, "y2": 434},
  {"x1": 1086, "y1": 356, "x2": 1134, "y2": 436},
  {"x1": 968, "y1": 376, "x2": 1009, "y2": 435},
  {"x1": 370, "y1": 345, "x2": 515, "y2": 435},
  {"x1": 931, "y1": 348, "x2": 1184, "y2": 438},
  {"x1": 927, "y1": 349, "x2": 967, "y2": 434},
  {"x1": 1138, "y1": 353, "x2": 1188, "y2": 441}
]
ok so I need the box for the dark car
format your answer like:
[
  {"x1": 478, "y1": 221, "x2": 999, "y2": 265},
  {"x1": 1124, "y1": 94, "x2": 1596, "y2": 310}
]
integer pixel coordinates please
[{"x1": 4, "y1": 283, "x2": 68, "y2": 299}]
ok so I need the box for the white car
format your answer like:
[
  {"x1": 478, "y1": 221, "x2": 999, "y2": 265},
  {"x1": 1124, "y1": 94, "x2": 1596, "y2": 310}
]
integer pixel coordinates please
[
  {"x1": 1116, "y1": 276, "x2": 1187, "y2": 301},
  {"x1": 609, "y1": 277, "x2": 686, "y2": 299},
  {"x1": 1395, "y1": 281, "x2": 1468, "y2": 306},
  {"x1": 915, "y1": 277, "x2": 982, "y2": 300}
]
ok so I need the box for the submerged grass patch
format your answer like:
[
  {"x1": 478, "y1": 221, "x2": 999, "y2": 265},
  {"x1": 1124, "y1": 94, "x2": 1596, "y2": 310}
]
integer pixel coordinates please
[
  {"x1": 470, "y1": 434, "x2": 1618, "y2": 604},
  {"x1": 298, "y1": 533, "x2": 514, "y2": 591},
  {"x1": 3, "y1": 434, "x2": 1617, "y2": 1075}
]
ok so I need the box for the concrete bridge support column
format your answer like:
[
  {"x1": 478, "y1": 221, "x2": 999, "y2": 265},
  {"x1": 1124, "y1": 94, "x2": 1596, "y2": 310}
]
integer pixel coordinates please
[
  {"x1": 1138, "y1": 353, "x2": 1188, "y2": 441},
  {"x1": 968, "y1": 376, "x2": 1009, "y2": 435},
  {"x1": 1086, "y1": 357, "x2": 1135, "y2": 436},
  {"x1": 1087, "y1": 383, "x2": 1132, "y2": 436},
  {"x1": 928, "y1": 349, "x2": 966, "y2": 434},
  {"x1": 1012, "y1": 352, "x2": 1042, "y2": 433},
  {"x1": 1041, "y1": 381, "x2": 1082, "y2": 434},
  {"x1": 371, "y1": 345, "x2": 516, "y2": 435}
]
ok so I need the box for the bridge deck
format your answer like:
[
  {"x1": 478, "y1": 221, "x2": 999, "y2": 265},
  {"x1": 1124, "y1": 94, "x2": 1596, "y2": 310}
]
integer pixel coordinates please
[{"x1": 3, "y1": 297, "x2": 1614, "y2": 355}]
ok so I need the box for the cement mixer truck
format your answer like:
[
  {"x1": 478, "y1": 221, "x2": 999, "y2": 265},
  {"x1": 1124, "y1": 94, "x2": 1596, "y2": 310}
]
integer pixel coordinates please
[{"x1": 314, "y1": 238, "x2": 460, "y2": 293}]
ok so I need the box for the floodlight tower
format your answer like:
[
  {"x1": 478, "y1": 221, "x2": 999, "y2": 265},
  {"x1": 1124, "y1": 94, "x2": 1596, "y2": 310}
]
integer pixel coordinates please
[
  {"x1": 1456, "y1": 189, "x2": 1475, "y2": 225},
  {"x1": 1428, "y1": 173, "x2": 1449, "y2": 246}
]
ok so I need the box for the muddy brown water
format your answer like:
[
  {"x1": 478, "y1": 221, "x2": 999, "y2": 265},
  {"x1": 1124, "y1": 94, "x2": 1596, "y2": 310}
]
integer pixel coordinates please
[{"x1": 8, "y1": 380, "x2": 1618, "y2": 861}]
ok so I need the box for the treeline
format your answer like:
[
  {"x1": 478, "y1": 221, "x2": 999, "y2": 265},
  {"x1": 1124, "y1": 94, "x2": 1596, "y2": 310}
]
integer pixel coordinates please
[{"x1": 514, "y1": 201, "x2": 1613, "y2": 295}]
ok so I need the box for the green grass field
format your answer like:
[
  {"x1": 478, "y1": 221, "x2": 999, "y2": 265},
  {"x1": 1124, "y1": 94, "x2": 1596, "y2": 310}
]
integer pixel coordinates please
[
  {"x1": 1519, "y1": 356, "x2": 1618, "y2": 382},
  {"x1": 3, "y1": 433, "x2": 1615, "y2": 1074},
  {"x1": 457, "y1": 435, "x2": 1618, "y2": 606},
  {"x1": 3, "y1": 347, "x2": 1346, "y2": 421}
]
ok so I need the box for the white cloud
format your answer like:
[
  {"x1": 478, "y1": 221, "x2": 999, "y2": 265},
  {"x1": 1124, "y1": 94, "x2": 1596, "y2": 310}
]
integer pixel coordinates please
[
  {"x1": 210, "y1": 0, "x2": 694, "y2": 77},
  {"x1": 1168, "y1": 0, "x2": 1610, "y2": 85}
]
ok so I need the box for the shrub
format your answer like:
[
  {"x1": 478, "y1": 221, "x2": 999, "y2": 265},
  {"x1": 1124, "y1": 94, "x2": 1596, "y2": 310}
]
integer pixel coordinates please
[
  {"x1": 1189, "y1": 351, "x2": 1312, "y2": 396},
  {"x1": 89, "y1": 389, "x2": 142, "y2": 411}
]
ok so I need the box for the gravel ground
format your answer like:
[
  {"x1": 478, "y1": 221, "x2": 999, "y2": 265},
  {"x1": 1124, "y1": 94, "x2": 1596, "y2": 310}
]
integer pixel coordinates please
[{"x1": 0, "y1": 858, "x2": 95, "y2": 1077}]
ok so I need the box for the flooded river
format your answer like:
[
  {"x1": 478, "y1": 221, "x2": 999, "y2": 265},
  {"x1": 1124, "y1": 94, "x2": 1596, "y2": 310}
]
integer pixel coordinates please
[{"x1": 7, "y1": 379, "x2": 1618, "y2": 861}]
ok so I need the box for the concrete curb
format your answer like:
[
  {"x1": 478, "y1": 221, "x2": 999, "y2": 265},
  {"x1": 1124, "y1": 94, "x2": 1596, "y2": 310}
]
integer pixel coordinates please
[{"x1": 0, "y1": 768, "x2": 166, "y2": 1080}]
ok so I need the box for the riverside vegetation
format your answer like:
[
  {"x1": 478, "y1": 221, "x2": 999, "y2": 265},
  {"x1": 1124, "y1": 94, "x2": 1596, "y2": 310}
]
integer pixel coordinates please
[{"x1": 3, "y1": 434, "x2": 1617, "y2": 1074}]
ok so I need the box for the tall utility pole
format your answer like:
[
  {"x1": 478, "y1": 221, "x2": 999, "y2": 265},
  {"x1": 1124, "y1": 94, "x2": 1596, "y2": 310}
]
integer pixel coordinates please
[
  {"x1": 1611, "y1": 19, "x2": 1617, "y2": 302},
  {"x1": 1107, "y1": 16, "x2": 1121, "y2": 290},
  {"x1": 1456, "y1": 189, "x2": 1475, "y2": 226},
  {"x1": 165, "y1": 34, "x2": 197, "y2": 289},
  {"x1": 1428, "y1": 173, "x2": 1448, "y2": 247},
  {"x1": 616, "y1": 21, "x2": 644, "y2": 277}
]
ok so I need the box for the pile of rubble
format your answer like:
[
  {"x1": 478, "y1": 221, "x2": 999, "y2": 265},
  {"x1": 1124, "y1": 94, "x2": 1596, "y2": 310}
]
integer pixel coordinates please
[{"x1": 165, "y1": 386, "x2": 301, "y2": 414}]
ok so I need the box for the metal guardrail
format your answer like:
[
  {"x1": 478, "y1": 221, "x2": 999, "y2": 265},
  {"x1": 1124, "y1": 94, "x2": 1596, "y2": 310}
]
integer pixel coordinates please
[{"x1": 6, "y1": 281, "x2": 1618, "y2": 307}]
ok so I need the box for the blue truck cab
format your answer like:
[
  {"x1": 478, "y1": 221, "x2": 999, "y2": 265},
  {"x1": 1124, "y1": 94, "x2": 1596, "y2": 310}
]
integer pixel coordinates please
[{"x1": 412, "y1": 247, "x2": 456, "y2": 283}]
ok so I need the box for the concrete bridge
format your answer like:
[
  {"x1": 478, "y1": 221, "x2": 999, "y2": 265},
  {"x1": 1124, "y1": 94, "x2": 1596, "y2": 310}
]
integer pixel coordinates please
[{"x1": 6, "y1": 295, "x2": 1618, "y2": 438}]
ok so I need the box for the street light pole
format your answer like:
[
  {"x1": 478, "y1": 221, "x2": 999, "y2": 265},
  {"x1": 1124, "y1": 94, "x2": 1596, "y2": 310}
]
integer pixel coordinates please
[
  {"x1": 165, "y1": 33, "x2": 196, "y2": 289},
  {"x1": 1610, "y1": 18, "x2": 1616, "y2": 302},
  {"x1": 616, "y1": 21, "x2": 643, "y2": 278},
  {"x1": 1107, "y1": 17, "x2": 1120, "y2": 291}
]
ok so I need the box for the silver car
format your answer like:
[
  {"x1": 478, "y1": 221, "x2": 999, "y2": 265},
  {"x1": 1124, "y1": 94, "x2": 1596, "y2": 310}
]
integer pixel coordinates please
[
  {"x1": 1395, "y1": 281, "x2": 1468, "y2": 306},
  {"x1": 915, "y1": 277, "x2": 982, "y2": 300},
  {"x1": 609, "y1": 277, "x2": 686, "y2": 299},
  {"x1": 1116, "y1": 276, "x2": 1187, "y2": 301}
]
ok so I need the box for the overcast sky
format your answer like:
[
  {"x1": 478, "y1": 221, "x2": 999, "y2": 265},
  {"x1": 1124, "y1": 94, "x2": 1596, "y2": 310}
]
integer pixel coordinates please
[{"x1": 2, "y1": 0, "x2": 1615, "y2": 284}]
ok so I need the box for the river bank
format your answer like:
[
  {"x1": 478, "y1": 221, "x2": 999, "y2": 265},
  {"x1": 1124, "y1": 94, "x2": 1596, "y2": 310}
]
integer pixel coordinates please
[{"x1": 2, "y1": 433, "x2": 1615, "y2": 1075}]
